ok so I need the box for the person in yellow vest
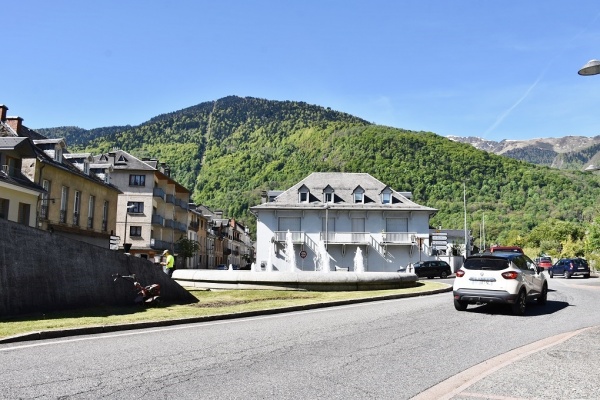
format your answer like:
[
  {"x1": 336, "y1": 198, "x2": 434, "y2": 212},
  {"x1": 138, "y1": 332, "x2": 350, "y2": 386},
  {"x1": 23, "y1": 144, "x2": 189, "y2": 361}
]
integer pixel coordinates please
[{"x1": 160, "y1": 249, "x2": 175, "y2": 277}]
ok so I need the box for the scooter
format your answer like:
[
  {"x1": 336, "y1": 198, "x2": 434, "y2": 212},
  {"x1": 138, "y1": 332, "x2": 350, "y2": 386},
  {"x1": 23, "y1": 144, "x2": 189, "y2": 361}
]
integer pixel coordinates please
[{"x1": 112, "y1": 274, "x2": 161, "y2": 306}]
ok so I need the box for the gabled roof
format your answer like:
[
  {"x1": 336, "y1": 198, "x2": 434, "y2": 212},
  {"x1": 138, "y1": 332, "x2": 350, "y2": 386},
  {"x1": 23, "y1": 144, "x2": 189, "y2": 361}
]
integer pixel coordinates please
[
  {"x1": 93, "y1": 149, "x2": 157, "y2": 171},
  {"x1": 251, "y1": 172, "x2": 437, "y2": 212}
]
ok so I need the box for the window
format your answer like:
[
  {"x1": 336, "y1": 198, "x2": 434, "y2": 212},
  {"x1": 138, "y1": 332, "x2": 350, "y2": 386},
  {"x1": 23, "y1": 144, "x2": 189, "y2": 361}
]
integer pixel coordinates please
[
  {"x1": 18, "y1": 203, "x2": 30, "y2": 225},
  {"x1": 60, "y1": 186, "x2": 69, "y2": 223},
  {"x1": 130, "y1": 226, "x2": 142, "y2": 237},
  {"x1": 54, "y1": 146, "x2": 63, "y2": 162},
  {"x1": 299, "y1": 192, "x2": 308, "y2": 202},
  {"x1": 129, "y1": 174, "x2": 146, "y2": 186},
  {"x1": 88, "y1": 195, "x2": 95, "y2": 228},
  {"x1": 0, "y1": 198, "x2": 9, "y2": 219},
  {"x1": 325, "y1": 192, "x2": 333, "y2": 203},
  {"x1": 41, "y1": 180, "x2": 51, "y2": 219},
  {"x1": 382, "y1": 192, "x2": 391, "y2": 204},
  {"x1": 102, "y1": 201, "x2": 109, "y2": 231},
  {"x1": 127, "y1": 201, "x2": 144, "y2": 214},
  {"x1": 354, "y1": 192, "x2": 363, "y2": 203},
  {"x1": 73, "y1": 191, "x2": 81, "y2": 226}
]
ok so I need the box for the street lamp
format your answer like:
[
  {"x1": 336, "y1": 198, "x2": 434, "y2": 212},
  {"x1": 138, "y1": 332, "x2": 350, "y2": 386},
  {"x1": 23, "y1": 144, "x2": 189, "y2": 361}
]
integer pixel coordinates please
[
  {"x1": 578, "y1": 59, "x2": 600, "y2": 76},
  {"x1": 123, "y1": 203, "x2": 135, "y2": 253},
  {"x1": 463, "y1": 181, "x2": 469, "y2": 258}
]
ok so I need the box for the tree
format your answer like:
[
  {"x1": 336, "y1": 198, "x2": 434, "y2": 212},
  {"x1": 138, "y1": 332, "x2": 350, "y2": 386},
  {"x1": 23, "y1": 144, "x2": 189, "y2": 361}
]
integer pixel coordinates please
[{"x1": 175, "y1": 236, "x2": 200, "y2": 267}]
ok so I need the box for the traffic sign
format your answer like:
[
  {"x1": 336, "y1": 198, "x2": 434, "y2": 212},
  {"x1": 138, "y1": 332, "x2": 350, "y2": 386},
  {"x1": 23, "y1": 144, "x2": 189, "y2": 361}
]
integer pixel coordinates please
[
  {"x1": 109, "y1": 244, "x2": 119, "y2": 251},
  {"x1": 431, "y1": 235, "x2": 447, "y2": 240},
  {"x1": 299, "y1": 250, "x2": 307, "y2": 259},
  {"x1": 110, "y1": 235, "x2": 120, "y2": 245},
  {"x1": 432, "y1": 240, "x2": 448, "y2": 245}
]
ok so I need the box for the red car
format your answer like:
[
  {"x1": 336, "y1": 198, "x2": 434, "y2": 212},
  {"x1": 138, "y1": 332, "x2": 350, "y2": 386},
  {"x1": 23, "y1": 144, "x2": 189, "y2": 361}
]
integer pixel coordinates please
[{"x1": 537, "y1": 256, "x2": 553, "y2": 269}]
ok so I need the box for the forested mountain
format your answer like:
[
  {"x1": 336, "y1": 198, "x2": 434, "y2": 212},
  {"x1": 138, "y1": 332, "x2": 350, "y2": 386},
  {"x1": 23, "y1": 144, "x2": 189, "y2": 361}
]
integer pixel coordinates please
[
  {"x1": 41, "y1": 96, "x2": 600, "y2": 254},
  {"x1": 37, "y1": 125, "x2": 132, "y2": 147}
]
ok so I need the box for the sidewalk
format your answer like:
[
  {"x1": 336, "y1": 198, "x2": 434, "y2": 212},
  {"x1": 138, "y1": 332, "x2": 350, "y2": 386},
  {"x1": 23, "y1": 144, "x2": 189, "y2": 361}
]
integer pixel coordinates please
[{"x1": 414, "y1": 325, "x2": 600, "y2": 400}]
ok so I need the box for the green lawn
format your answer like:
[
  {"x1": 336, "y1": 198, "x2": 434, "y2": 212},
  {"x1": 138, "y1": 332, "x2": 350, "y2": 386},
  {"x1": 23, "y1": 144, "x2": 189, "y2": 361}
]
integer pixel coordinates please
[{"x1": 0, "y1": 281, "x2": 449, "y2": 340}]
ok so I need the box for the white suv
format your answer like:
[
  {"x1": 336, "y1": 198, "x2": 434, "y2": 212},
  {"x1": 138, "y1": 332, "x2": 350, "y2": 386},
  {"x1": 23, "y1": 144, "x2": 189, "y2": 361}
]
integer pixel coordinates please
[{"x1": 453, "y1": 252, "x2": 548, "y2": 315}]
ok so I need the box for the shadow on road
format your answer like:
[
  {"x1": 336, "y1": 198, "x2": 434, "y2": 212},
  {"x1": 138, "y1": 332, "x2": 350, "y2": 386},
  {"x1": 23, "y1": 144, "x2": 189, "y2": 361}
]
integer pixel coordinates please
[{"x1": 465, "y1": 300, "x2": 569, "y2": 316}]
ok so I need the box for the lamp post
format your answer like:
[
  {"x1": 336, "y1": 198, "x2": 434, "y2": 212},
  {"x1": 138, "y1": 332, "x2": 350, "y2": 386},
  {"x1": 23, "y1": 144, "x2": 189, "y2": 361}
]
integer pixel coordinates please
[
  {"x1": 123, "y1": 203, "x2": 135, "y2": 253},
  {"x1": 463, "y1": 181, "x2": 469, "y2": 258}
]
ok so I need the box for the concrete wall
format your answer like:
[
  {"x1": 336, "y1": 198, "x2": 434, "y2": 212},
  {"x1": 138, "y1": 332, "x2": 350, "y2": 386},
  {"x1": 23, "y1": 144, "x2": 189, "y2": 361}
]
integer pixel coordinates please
[{"x1": 0, "y1": 218, "x2": 197, "y2": 317}]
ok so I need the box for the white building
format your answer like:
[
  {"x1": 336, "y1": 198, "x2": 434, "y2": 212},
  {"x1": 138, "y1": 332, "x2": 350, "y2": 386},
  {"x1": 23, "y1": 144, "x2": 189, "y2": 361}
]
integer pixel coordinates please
[{"x1": 250, "y1": 172, "x2": 437, "y2": 272}]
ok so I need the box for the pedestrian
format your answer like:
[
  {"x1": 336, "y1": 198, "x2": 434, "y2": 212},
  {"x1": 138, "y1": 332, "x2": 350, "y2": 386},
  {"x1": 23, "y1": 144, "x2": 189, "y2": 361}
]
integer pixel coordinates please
[{"x1": 161, "y1": 249, "x2": 175, "y2": 277}]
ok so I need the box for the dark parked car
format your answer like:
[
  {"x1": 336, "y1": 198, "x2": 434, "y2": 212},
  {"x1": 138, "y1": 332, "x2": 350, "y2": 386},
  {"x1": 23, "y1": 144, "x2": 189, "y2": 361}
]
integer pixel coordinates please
[
  {"x1": 404, "y1": 260, "x2": 452, "y2": 279},
  {"x1": 549, "y1": 258, "x2": 590, "y2": 279}
]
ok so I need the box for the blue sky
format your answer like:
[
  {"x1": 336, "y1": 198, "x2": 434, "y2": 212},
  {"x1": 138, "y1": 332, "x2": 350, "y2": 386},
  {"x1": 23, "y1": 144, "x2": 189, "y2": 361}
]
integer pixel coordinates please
[{"x1": 3, "y1": 1, "x2": 600, "y2": 141}]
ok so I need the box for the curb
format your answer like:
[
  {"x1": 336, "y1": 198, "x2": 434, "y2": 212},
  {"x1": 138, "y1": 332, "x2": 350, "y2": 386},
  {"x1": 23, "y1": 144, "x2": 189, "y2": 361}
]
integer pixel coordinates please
[{"x1": 0, "y1": 286, "x2": 452, "y2": 344}]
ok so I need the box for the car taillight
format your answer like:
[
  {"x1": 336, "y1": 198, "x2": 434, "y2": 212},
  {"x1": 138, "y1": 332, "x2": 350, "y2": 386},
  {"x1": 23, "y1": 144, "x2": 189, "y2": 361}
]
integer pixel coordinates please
[
  {"x1": 501, "y1": 271, "x2": 519, "y2": 279},
  {"x1": 456, "y1": 270, "x2": 465, "y2": 277}
]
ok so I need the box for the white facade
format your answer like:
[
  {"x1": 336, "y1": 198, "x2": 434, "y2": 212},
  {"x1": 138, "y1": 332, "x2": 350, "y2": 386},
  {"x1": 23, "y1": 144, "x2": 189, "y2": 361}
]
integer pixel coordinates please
[{"x1": 251, "y1": 173, "x2": 437, "y2": 272}]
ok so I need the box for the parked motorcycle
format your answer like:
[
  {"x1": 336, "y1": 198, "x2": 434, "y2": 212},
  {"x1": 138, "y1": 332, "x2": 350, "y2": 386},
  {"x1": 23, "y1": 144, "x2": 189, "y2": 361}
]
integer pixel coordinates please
[{"x1": 112, "y1": 274, "x2": 161, "y2": 306}]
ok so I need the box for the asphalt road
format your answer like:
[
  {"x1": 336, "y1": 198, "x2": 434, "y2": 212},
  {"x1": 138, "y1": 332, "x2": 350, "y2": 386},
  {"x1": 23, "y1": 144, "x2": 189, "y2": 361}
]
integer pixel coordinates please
[{"x1": 1, "y1": 274, "x2": 599, "y2": 399}]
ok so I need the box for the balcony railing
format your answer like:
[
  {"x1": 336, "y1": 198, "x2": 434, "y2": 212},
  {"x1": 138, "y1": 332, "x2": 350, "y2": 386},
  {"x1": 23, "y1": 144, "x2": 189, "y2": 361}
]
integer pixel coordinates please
[
  {"x1": 153, "y1": 187, "x2": 166, "y2": 200},
  {"x1": 166, "y1": 194, "x2": 175, "y2": 204},
  {"x1": 72, "y1": 212, "x2": 80, "y2": 226},
  {"x1": 40, "y1": 205, "x2": 48, "y2": 220},
  {"x1": 59, "y1": 210, "x2": 67, "y2": 223},
  {"x1": 381, "y1": 232, "x2": 416, "y2": 245},
  {"x1": 319, "y1": 232, "x2": 371, "y2": 244},
  {"x1": 102, "y1": 220, "x2": 107, "y2": 232},
  {"x1": 150, "y1": 238, "x2": 171, "y2": 250},
  {"x1": 274, "y1": 231, "x2": 305, "y2": 243},
  {"x1": 87, "y1": 217, "x2": 94, "y2": 229},
  {"x1": 151, "y1": 214, "x2": 164, "y2": 226}
]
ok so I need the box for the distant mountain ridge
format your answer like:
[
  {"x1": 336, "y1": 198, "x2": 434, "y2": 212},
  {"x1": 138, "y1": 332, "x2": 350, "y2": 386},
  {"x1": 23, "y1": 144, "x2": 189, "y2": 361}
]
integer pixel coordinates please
[{"x1": 447, "y1": 135, "x2": 600, "y2": 169}]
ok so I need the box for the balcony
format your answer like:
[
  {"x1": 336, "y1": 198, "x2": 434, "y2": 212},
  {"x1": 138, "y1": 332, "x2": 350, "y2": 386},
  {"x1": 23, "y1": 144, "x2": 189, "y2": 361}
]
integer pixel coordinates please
[
  {"x1": 151, "y1": 214, "x2": 164, "y2": 226},
  {"x1": 381, "y1": 232, "x2": 417, "y2": 245},
  {"x1": 59, "y1": 210, "x2": 67, "y2": 223},
  {"x1": 150, "y1": 238, "x2": 171, "y2": 250},
  {"x1": 166, "y1": 194, "x2": 175, "y2": 204},
  {"x1": 164, "y1": 219, "x2": 176, "y2": 229},
  {"x1": 319, "y1": 232, "x2": 370, "y2": 244},
  {"x1": 274, "y1": 231, "x2": 305, "y2": 244},
  {"x1": 153, "y1": 187, "x2": 166, "y2": 200}
]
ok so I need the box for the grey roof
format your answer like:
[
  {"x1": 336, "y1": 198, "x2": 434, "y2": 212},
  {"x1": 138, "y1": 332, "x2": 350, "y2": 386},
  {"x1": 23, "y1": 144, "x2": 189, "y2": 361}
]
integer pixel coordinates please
[
  {"x1": 93, "y1": 150, "x2": 156, "y2": 171},
  {"x1": 0, "y1": 137, "x2": 38, "y2": 157},
  {"x1": 252, "y1": 172, "x2": 437, "y2": 212}
]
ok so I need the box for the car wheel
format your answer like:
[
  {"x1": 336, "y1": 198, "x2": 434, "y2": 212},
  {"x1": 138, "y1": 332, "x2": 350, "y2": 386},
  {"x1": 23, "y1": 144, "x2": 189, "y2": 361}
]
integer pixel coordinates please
[
  {"x1": 440, "y1": 271, "x2": 448, "y2": 279},
  {"x1": 537, "y1": 284, "x2": 548, "y2": 305},
  {"x1": 584, "y1": 274, "x2": 590, "y2": 279},
  {"x1": 511, "y1": 290, "x2": 527, "y2": 316},
  {"x1": 454, "y1": 298, "x2": 468, "y2": 311},
  {"x1": 564, "y1": 271, "x2": 571, "y2": 279},
  {"x1": 549, "y1": 270, "x2": 553, "y2": 278}
]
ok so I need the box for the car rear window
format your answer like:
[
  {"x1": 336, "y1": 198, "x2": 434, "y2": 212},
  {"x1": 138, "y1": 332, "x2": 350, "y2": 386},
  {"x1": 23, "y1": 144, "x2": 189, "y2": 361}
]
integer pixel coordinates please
[
  {"x1": 463, "y1": 257, "x2": 510, "y2": 271},
  {"x1": 540, "y1": 257, "x2": 551, "y2": 262}
]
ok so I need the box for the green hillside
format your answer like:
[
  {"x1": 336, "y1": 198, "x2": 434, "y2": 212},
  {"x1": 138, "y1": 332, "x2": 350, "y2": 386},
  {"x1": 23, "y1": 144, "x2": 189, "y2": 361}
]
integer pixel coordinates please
[{"x1": 46, "y1": 96, "x2": 600, "y2": 259}]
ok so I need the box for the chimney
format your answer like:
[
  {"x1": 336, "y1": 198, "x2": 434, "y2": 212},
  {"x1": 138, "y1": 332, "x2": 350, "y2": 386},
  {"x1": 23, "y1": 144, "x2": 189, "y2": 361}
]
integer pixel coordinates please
[
  {"x1": 261, "y1": 190, "x2": 267, "y2": 203},
  {"x1": 6, "y1": 116, "x2": 23, "y2": 135},
  {"x1": 0, "y1": 105, "x2": 7, "y2": 121}
]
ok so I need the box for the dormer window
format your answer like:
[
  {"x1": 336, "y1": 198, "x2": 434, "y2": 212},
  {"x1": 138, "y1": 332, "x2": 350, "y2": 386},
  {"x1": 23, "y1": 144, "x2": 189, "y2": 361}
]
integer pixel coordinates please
[
  {"x1": 381, "y1": 187, "x2": 393, "y2": 204},
  {"x1": 353, "y1": 186, "x2": 365, "y2": 204},
  {"x1": 83, "y1": 160, "x2": 90, "y2": 175},
  {"x1": 298, "y1": 184, "x2": 310, "y2": 203},
  {"x1": 323, "y1": 184, "x2": 334, "y2": 204},
  {"x1": 54, "y1": 146, "x2": 63, "y2": 163}
]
